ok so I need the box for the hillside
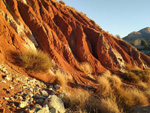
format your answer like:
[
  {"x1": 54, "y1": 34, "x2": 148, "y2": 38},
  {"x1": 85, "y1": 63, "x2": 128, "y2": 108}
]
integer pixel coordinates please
[
  {"x1": 0, "y1": 0, "x2": 150, "y2": 113},
  {"x1": 123, "y1": 27, "x2": 150, "y2": 45}
]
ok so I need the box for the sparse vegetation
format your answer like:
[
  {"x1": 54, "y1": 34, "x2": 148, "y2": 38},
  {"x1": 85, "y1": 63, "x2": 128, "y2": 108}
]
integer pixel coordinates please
[
  {"x1": 59, "y1": 0, "x2": 65, "y2": 5},
  {"x1": 116, "y1": 35, "x2": 121, "y2": 39},
  {"x1": 96, "y1": 76, "x2": 111, "y2": 95},
  {"x1": 100, "y1": 98, "x2": 121, "y2": 113},
  {"x1": 130, "y1": 42, "x2": 134, "y2": 46},
  {"x1": 61, "y1": 88, "x2": 91, "y2": 112},
  {"x1": 17, "y1": 50, "x2": 52, "y2": 73},
  {"x1": 54, "y1": 70, "x2": 68, "y2": 88},
  {"x1": 59, "y1": 66, "x2": 150, "y2": 113},
  {"x1": 13, "y1": 49, "x2": 150, "y2": 113},
  {"x1": 122, "y1": 66, "x2": 150, "y2": 83},
  {"x1": 80, "y1": 62, "x2": 92, "y2": 74},
  {"x1": 141, "y1": 39, "x2": 147, "y2": 47}
]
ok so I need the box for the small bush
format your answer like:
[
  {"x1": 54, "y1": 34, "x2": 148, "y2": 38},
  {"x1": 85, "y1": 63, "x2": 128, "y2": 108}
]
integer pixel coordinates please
[
  {"x1": 116, "y1": 35, "x2": 121, "y2": 39},
  {"x1": 123, "y1": 66, "x2": 150, "y2": 83},
  {"x1": 18, "y1": 50, "x2": 52, "y2": 73},
  {"x1": 115, "y1": 87, "x2": 149, "y2": 110},
  {"x1": 54, "y1": 70, "x2": 68, "y2": 88},
  {"x1": 100, "y1": 98, "x2": 121, "y2": 113},
  {"x1": 127, "y1": 88, "x2": 149, "y2": 106},
  {"x1": 108, "y1": 75, "x2": 122, "y2": 89},
  {"x1": 80, "y1": 62, "x2": 92, "y2": 74},
  {"x1": 141, "y1": 39, "x2": 147, "y2": 47},
  {"x1": 123, "y1": 71, "x2": 141, "y2": 83},
  {"x1": 145, "y1": 88, "x2": 150, "y2": 102},
  {"x1": 138, "y1": 82, "x2": 148, "y2": 90},
  {"x1": 62, "y1": 88, "x2": 90, "y2": 111},
  {"x1": 59, "y1": 0, "x2": 65, "y2": 5},
  {"x1": 101, "y1": 70, "x2": 111, "y2": 78},
  {"x1": 96, "y1": 76, "x2": 111, "y2": 95},
  {"x1": 115, "y1": 87, "x2": 135, "y2": 109},
  {"x1": 131, "y1": 69, "x2": 150, "y2": 82}
]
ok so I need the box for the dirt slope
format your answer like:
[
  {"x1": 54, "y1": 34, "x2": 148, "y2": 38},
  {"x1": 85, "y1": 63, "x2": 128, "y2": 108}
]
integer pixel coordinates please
[{"x1": 0, "y1": 0, "x2": 150, "y2": 85}]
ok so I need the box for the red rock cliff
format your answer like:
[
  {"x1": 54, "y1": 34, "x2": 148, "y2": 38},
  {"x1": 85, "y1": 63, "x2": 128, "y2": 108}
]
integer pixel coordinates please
[{"x1": 0, "y1": 0, "x2": 150, "y2": 85}]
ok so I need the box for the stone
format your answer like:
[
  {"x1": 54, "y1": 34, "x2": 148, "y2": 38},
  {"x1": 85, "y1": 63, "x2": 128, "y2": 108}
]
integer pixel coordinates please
[
  {"x1": 44, "y1": 95, "x2": 65, "y2": 113},
  {"x1": 40, "y1": 90, "x2": 49, "y2": 96},
  {"x1": 34, "y1": 95, "x2": 47, "y2": 99},
  {"x1": 29, "y1": 104, "x2": 42, "y2": 113},
  {"x1": 87, "y1": 85, "x2": 94, "y2": 89},
  {"x1": 5, "y1": 75, "x2": 12, "y2": 81},
  {"x1": 19, "y1": 101, "x2": 29, "y2": 108},
  {"x1": 54, "y1": 85, "x2": 61, "y2": 90},
  {"x1": 37, "y1": 105, "x2": 50, "y2": 113},
  {"x1": 10, "y1": 97, "x2": 14, "y2": 101},
  {"x1": 28, "y1": 93, "x2": 34, "y2": 97},
  {"x1": 50, "y1": 108, "x2": 58, "y2": 113},
  {"x1": 49, "y1": 85, "x2": 54, "y2": 89},
  {"x1": 0, "y1": 80, "x2": 6, "y2": 83},
  {"x1": 3, "y1": 97, "x2": 9, "y2": 100},
  {"x1": 9, "y1": 85, "x2": 14, "y2": 89}
]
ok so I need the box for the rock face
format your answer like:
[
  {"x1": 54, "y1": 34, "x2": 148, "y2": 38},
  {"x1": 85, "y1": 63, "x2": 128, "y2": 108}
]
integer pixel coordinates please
[{"x1": 0, "y1": 0, "x2": 150, "y2": 85}]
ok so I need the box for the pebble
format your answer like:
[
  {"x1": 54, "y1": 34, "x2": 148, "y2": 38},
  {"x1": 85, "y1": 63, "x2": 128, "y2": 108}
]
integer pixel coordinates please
[
  {"x1": 37, "y1": 104, "x2": 50, "y2": 113},
  {"x1": 0, "y1": 80, "x2": 6, "y2": 83},
  {"x1": 19, "y1": 101, "x2": 29, "y2": 108},
  {"x1": 3, "y1": 97, "x2": 9, "y2": 100},
  {"x1": 54, "y1": 84, "x2": 61, "y2": 90},
  {"x1": 5, "y1": 75, "x2": 12, "y2": 81},
  {"x1": 40, "y1": 90, "x2": 49, "y2": 96}
]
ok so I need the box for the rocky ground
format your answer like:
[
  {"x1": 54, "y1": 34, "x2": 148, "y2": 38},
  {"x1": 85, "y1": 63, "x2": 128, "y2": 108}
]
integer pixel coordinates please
[{"x1": 0, "y1": 63, "x2": 65, "y2": 113}]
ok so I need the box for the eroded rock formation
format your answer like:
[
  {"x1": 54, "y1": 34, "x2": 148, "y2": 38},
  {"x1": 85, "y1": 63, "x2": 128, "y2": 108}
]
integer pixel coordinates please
[{"x1": 0, "y1": 0, "x2": 150, "y2": 85}]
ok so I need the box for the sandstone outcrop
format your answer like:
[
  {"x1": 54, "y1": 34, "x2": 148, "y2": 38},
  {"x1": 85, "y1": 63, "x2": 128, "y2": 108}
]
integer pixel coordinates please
[{"x1": 0, "y1": 0, "x2": 150, "y2": 85}]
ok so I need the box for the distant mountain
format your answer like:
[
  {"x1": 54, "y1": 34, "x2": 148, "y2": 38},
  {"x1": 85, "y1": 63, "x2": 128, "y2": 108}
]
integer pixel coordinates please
[{"x1": 123, "y1": 27, "x2": 150, "y2": 45}]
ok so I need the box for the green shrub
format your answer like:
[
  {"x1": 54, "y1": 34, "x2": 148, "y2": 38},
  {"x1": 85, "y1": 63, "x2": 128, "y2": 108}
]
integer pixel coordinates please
[
  {"x1": 130, "y1": 42, "x2": 134, "y2": 46},
  {"x1": 18, "y1": 50, "x2": 52, "y2": 73},
  {"x1": 141, "y1": 39, "x2": 147, "y2": 47}
]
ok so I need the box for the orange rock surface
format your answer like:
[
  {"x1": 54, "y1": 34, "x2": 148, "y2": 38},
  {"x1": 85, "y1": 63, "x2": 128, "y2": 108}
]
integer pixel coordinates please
[{"x1": 0, "y1": 0, "x2": 150, "y2": 85}]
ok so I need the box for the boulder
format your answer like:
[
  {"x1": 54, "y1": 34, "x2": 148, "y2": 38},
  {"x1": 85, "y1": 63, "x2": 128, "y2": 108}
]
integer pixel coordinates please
[{"x1": 44, "y1": 95, "x2": 65, "y2": 113}]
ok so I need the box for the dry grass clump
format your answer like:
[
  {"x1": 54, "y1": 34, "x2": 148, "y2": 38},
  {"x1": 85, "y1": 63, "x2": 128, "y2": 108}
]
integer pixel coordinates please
[
  {"x1": 96, "y1": 76, "x2": 110, "y2": 95},
  {"x1": 62, "y1": 69, "x2": 150, "y2": 113},
  {"x1": 18, "y1": 50, "x2": 52, "y2": 73},
  {"x1": 108, "y1": 75, "x2": 122, "y2": 89},
  {"x1": 127, "y1": 88, "x2": 149, "y2": 106},
  {"x1": 61, "y1": 88, "x2": 90, "y2": 112},
  {"x1": 123, "y1": 65, "x2": 150, "y2": 83},
  {"x1": 96, "y1": 71, "x2": 122, "y2": 95},
  {"x1": 123, "y1": 71, "x2": 141, "y2": 83},
  {"x1": 115, "y1": 87, "x2": 135, "y2": 108},
  {"x1": 101, "y1": 70, "x2": 111, "y2": 78},
  {"x1": 54, "y1": 70, "x2": 68, "y2": 88},
  {"x1": 137, "y1": 82, "x2": 148, "y2": 90},
  {"x1": 80, "y1": 62, "x2": 92, "y2": 74},
  {"x1": 115, "y1": 87, "x2": 149, "y2": 110},
  {"x1": 144, "y1": 87, "x2": 150, "y2": 102},
  {"x1": 100, "y1": 98, "x2": 121, "y2": 113},
  {"x1": 59, "y1": 0, "x2": 65, "y2": 5},
  {"x1": 132, "y1": 69, "x2": 150, "y2": 82}
]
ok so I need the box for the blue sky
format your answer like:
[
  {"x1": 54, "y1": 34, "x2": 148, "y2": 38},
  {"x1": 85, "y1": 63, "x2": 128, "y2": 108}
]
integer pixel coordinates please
[{"x1": 61, "y1": 0, "x2": 150, "y2": 37}]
